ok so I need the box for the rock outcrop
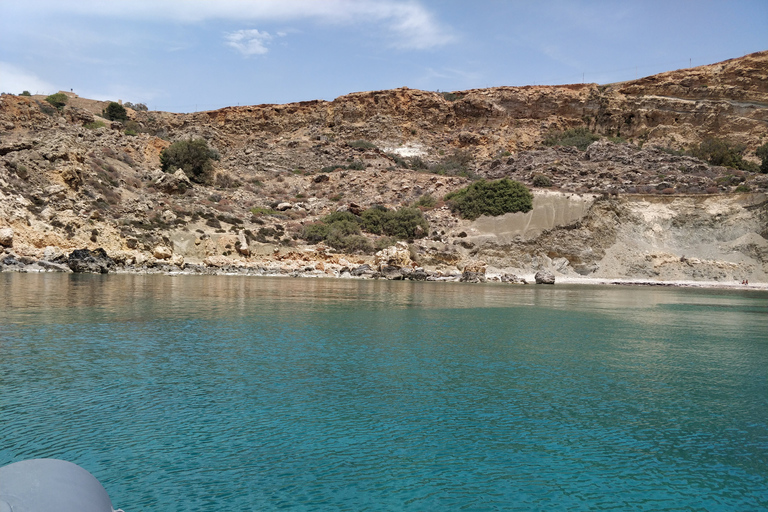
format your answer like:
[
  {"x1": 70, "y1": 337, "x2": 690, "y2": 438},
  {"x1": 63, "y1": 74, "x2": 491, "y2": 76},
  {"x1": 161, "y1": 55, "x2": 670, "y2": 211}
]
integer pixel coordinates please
[{"x1": 67, "y1": 248, "x2": 115, "y2": 274}]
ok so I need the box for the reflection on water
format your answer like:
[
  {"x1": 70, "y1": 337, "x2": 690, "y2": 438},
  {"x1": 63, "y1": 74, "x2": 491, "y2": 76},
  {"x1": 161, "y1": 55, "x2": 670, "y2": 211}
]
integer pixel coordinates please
[{"x1": 1, "y1": 273, "x2": 767, "y2": 510}]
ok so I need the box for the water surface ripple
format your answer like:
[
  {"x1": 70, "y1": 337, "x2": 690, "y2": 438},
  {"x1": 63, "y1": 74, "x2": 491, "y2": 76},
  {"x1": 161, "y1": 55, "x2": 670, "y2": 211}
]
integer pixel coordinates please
[{"x1": 1, "y1": 274, "x2": 767, "y2": 510}]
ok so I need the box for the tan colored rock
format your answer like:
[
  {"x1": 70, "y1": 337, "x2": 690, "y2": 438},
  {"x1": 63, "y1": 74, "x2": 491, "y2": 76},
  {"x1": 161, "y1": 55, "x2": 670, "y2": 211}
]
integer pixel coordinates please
[
  {"x1": 204, "y1": 255, "x2": 234, "y2": 267},
  {"x1": 153, "y1": 245, "x2": 172, "y2": 260},
  {"x1": 237, "y1": 231, "x2": 250, "y2": 256},
  {"x1": 0, "y1": 227, "x2": 13, "y2": 247},
  {"x1": 374, "y1": 241, "x2": 412, "y2": 269},
  {"x1": 171, "y1": 254, "x2": 185, "y2": 267}
]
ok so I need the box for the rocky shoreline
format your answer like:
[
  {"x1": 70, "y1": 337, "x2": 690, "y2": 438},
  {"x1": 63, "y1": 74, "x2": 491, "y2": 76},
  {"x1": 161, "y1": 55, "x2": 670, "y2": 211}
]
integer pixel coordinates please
[{"x1": 3, "y1": 244, "x2": 764, "y2": 292}]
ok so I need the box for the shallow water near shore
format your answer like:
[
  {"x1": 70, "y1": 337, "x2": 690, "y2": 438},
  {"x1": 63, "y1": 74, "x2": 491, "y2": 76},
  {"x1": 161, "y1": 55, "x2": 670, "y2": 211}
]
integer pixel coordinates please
[{"x1": 1, "y1": 273, "x2": 767, "y2": 510}]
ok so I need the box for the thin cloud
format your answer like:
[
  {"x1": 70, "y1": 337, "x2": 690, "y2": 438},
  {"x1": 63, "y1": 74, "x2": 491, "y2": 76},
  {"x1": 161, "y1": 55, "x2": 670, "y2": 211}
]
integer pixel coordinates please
[
  {"x1": 0, "y1": 62, "x2": 57, "y2": 95},
  {"x1": 225, "y1": 29, "x2": 273, "y2": 56},
  {"x1": 29, "y1": 0, "x2": 454, "y2": 51}
]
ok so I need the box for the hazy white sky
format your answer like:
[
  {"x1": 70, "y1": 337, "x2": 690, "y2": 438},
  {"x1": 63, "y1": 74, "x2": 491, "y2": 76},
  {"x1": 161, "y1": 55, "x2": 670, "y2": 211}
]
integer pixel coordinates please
[{"x1": 1, "y1": 0, "x2": 766, "y2": 112}]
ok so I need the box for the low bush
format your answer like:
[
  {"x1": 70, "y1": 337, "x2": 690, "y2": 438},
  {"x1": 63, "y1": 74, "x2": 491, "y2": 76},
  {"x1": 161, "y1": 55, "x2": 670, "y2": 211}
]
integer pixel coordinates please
[
  {"x1": 348, "y1": 140, "x2": 377, "y2": 149},
  {"x1": 160, "y1": 138, "x2": 218, "y2": 185},
  {"x1": 385, "y1": 153, "x2": 408, "y2": 168},
  {"x1": 45, "y1": 93, "x2": 68, "y2": 110},
  {"x1": 445, "y1": 179, "x2": 533, "y2": 220},
  {"x1": 300, "y1": 206, "x2": 429, "y2": 252},
  {"x1": 20, "y1": 90, "x2": 31, "y2": 96},
  {"x1": 532, "y1": 174, "x2": 553, "y2": 187},
  {"x1": 409, "y1": 156, "x2": 429, "y2": 171},
  {"x1": 689, "y1": 138, "x2": 758, "y2": 172},
  {"x1": 543, "y1": 127, "x2": 600, "y2": 151},
  {"x1": 84, "y1": 121, "x2": 106, "y2": 130},
  {"x1": 414, "y1": 194, "x2": 436, "y2": 208}
]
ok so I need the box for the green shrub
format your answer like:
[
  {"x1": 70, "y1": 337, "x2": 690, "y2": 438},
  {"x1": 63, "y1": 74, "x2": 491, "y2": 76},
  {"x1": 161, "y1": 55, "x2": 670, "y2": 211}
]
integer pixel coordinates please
[
  {"x1": 359, "y1": 206, "x2": 429, "y2": 240},
  {"x1": 359, "y1": 205, "x2": 389, "y2": 235},
  {"x1": 323, "y1": 211, "x2": 359, "y2": 224},
  {"x1": 383, "y1": 207, "x2": 429, "y2": 239},
  {"x1": 301, "y1": 205, "x2": 429, "y2": 251},
  {"x1": 689, "y1": 138, "x2": 757, "y2": 171},
  {"x1": 543, "y1": 127, "x2": 600, "y2": 151},
  {"x1": 409, "y1": 156, "x2": 428, "y2": 170},
  {"x1": 347, "y1": 160, "x2": 365, "y2": 170},
  {"x1": 20, "y1": 90, "x2": 31, "y2": 96},
  {"x1": 532, "y1": 174, "x2": 553, "y2": 187},
  {"x1": 160, "y1": 138, "x2": 218, "y2": 184},
  {"x1": 414, "y1": 194, "x2": 436, "y2": 208},
  {"x1": 84, "y1": 121, "x2": 106, "y2": 130},
  {"x1": 385, "y1": 153, "x2": 409, "y2": 168},
  {"x1": 734, "y1": 184, "x2": 751, "y2": 193},
  {"x1": 301, "y1": 222, "x2": 331, "y2": 243},
  {"x1": 45, "y1": 93, "x2": 68, "y2": 109},
  {"x1": 445, "y1": 179, "x2": 533, "y2": 220},
  {"x1": 102, "y1": 102, "x2": 128, "y2": 122},
  {"x1": 348, "y1": 140, "x2": 377, "y2": 149},
  {"x1": 755, "y1": 142, "x2": 768, "y2": 174},
  {"x1": 250, "y1": 206, "x2": 279, "y2": 217}
]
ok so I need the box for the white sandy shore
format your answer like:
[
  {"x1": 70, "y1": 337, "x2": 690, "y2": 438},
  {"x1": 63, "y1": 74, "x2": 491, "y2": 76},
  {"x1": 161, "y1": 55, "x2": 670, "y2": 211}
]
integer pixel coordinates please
[{"x1": 549, "y1": 275, "x2": 768, "y2": 291}]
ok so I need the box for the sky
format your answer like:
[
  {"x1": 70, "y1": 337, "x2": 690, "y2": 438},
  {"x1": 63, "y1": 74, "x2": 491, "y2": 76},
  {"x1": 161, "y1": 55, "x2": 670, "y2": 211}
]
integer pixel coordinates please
[{"x1": 1, "y1": 0, "x2": 766, "y2": 113}]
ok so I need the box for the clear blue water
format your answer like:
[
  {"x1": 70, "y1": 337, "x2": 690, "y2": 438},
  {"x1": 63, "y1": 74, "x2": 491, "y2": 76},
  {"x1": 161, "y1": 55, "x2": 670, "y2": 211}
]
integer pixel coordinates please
[{"x1": 1, "y1": 273, "x2": 767, "y2": 511}]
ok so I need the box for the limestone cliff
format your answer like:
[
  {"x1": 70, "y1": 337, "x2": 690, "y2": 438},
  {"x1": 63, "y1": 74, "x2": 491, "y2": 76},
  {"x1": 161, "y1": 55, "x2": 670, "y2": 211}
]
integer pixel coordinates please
[{"x1": 1, "y1": 52, "x2": 767, "y2": 284}]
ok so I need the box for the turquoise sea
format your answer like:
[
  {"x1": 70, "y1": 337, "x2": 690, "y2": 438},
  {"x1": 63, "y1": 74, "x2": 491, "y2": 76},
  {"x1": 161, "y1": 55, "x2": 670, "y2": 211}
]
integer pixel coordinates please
[{"x1": 1, "y1": 273, "x2": 767, "y2": 511}]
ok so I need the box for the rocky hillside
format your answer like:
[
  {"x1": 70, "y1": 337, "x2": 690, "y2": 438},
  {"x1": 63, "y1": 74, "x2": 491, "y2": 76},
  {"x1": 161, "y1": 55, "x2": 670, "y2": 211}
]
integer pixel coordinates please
[{"x1": 1, "y1": 51, "x2": 767, "y2": 283}]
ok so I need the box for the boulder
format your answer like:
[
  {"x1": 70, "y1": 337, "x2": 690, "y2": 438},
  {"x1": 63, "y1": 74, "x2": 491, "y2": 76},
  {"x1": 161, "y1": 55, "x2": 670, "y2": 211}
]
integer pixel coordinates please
[
  {"x1": 43, "y1": 246, "x2": 66, "y2": 262},
  {"x1": 170, "y1": 254, "x2": 185, "y2": 268},
  {"x1": 153, "y1": 245, "x2": 173, "y2": 260},
  {"x1": 374, "y1": 241, "x2": 412, "y2": 270},
  {"x1": 535, "y1": 270, "x2": 556, "y2": 284},
  {"x1": 350, "y1": 264, "x2": 373, "y2": 276},
  {"x1": 408, "y1": 268, "x2": 430, "y2": 281},
  {"x1": 461, "y1": 260, "x2": 487, "y2": 283},
  {"x1": 276, "y1": 202, "x2": 293, "y2": 211},
  {"x1": 67, "y1": 248, "x2": 115, "y2": 273},
  {"x1": 380, "y1": 265, "x2": 405, "y2": 280},
  {"x1": 0, "y1": 227, "x2": 13, "y2": 247},
  {"x1": 155, "y1": 169, "x2": 192, "y2": 194},
  {"x1": 348, "y1": 202, "x2": 364, "y2": 215},
  {"x1": 501, "y1": 273, "x2": 527, "y2": 284}
]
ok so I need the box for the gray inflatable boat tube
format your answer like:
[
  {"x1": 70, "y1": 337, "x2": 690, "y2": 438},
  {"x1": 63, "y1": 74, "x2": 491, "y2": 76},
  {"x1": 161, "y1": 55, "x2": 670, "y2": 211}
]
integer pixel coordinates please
[{"x1": 0, "y1": 459, "x2": 121, "y2": 512}]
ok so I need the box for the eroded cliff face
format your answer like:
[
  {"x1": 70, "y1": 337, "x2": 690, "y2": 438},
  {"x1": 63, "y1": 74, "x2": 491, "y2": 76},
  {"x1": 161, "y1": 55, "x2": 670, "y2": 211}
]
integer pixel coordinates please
[{"x1": 0, "y1": 52, "x2": 767, "y2": 282}]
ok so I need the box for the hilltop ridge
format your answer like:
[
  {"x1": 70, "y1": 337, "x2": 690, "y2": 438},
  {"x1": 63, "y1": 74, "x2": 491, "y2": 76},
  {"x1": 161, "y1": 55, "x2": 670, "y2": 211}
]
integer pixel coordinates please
[{"x1": 1, "y1": 51, "x2": 767, "y2": 284}]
